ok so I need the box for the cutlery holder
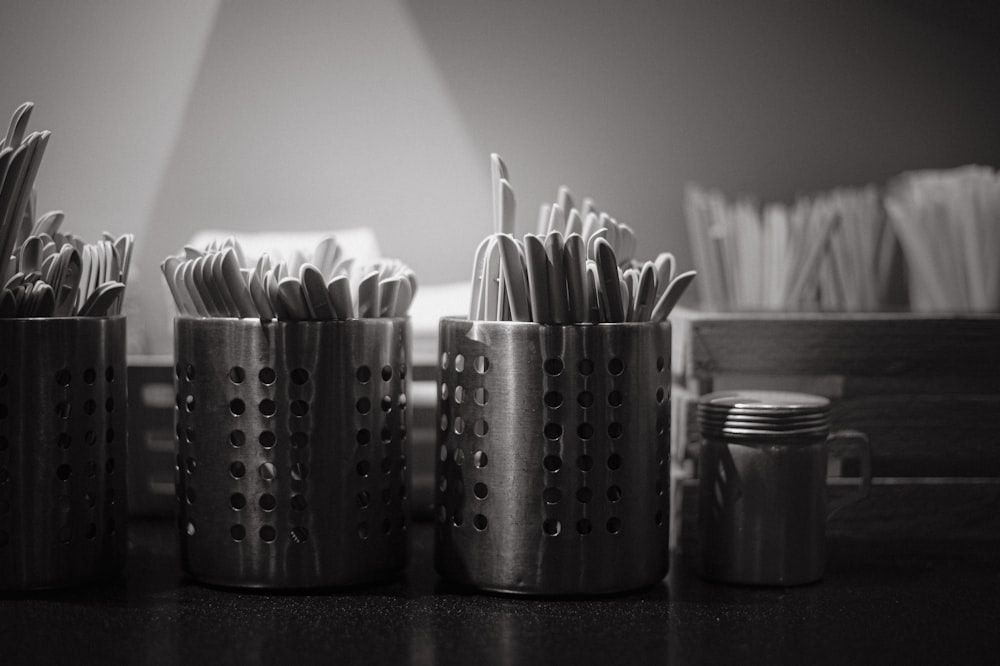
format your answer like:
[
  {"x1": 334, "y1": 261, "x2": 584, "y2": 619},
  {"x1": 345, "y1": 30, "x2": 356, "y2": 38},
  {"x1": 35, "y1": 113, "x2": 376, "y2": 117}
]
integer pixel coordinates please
[
  {"x1": 0, "y1": 316, "x2": 128, "y2": 590},
  {"x1": 174, "y1": 317, "x2": 410, "y2": 588},
  {"x1": 434, "y1": 317, "x2": 671, "y2": 595}
]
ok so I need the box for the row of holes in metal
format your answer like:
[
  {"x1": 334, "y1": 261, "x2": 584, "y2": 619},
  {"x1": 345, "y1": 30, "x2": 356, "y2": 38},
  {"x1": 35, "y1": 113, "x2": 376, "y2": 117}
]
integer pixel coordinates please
[
  {"x1": 439, "y1": 355, "x2": 666, "y2": 451},
  {"x1": 0, "y1": 366, "x2": 119, "y2": 388},
  {"x1": 0, "y1": 428, "x2": 116, "y2": 452},
  {"x1": 0, "y1": 459, "x2": 119, "y2": 488},
  {"x1": 528, "y1": 352, "x2": 666, "y2": 535},
  {"x1": 481, "y1": 421, "x2": 661, "y2": 441},
  {"x1": 439, "y1": 386, "x2": 666, "y2": 409},
  {"x1": 437, "y1": 350, "x2": 666, "y2": 536},
  {"x1": 438, "y1": 412, "x2": 659, "y2": 535},
  {"x1": 443, "y1": 417, "x2": 631, "y2": 441},
  {"x1": 185, "y1": 516, "x2": 409, "y2": 545},
  {"x1": 211, "y1": 486, "x2": 404, "y2": 512},
  {"x1": 182, "y1": 521, "x2": 310, "y2": 544},
  {"x1": 442, "y1": 355, "x2": 666, "y2": 376},
  {"x1": 437, "y1": 491, "x2": 645, "y2": 536},
  {"x1": 176, "y1": 427, "x2": 407, "y2": 451},
  {"x1": 179, "y1": 457, "x2": 405, "y2": 552},
  {"x1": 0, "y1": 366, "x2": 118, "y2": 420},
  {"x1": 177, "y1": 359, "x2": 407, "y2": 415},
  {"x1": 178, "y1": 347, "x2": 407, "y2": 539},
  {"x1": 0, "y1": 397, "x2": 119, "y2": 421},
  {"x1": 437, "y1": 476, "x2": 640, "y2": 504},
  {"x1": 179, "y1": 359, "x2": 406, "y2": 544},
  {"x1": 438, "y1": 377, "x2": 666, "y2": 441},
  {"x1": 439, "y1": 446, "x2": 622, "y2": 473},
  {"x1": 0, "y1": 368, "x2": 118, "y2": 519},
  {"x1": 178, "y1": 369, "x2": 406, "y2": 526},
  {"x1": 0, "y1": 519, "x2": 118, "y2": 548},
  {"x1": 441, "y1": 354, "x2": 666, "y2": 377},
  {"x1": 182, "y1": 456, "x2": 403, "y2": 482},
  {"x1": 437, "y1": 457, "x2": 665, "y2": 510},
  {"x1": 438, "y1": 407, "x2": 666, "y2": 441},
  {"x1": 181, "y1": 477, "x2": 406, "y2": 541},
  {"x1": 177, "y1": 394, "x2": 408, "y2": 418},
  {"x1": 0, "y1": 486, "x2": 119, "y2": 547},
  {"x1": 440, "y1": 354, "x2": 488, "y2": 374},
  {"x1": 437, "y1": 509, "x2": 659, "y2": 535},
  {"x1": 182, "y1": 495, "x2": 405, "y2": 543},
  {"x1": 175, "y1": 364, "x2": 406, "y2": 385},
  {"x1": 1, "y1": 352, "x2": 119, "y2": 542},
  {"x1": 0, "y1": 485, "x2": 118, "y2": 518},
  {"x1": 178, "y1": 481, "x2": 406, "y2": 516}
]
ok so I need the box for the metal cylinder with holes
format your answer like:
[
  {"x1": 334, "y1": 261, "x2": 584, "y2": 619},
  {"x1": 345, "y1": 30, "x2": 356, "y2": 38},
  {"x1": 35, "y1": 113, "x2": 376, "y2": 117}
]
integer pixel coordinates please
[
  {"x1": 434, "y1": 318, "x2": 671, "y2": 595},
  {"x1": 0, "y1": 317, "x2": 128, "y2": 590},
  {"x1": 174, "y1": 317, "x2": 410, "y2": 588}
]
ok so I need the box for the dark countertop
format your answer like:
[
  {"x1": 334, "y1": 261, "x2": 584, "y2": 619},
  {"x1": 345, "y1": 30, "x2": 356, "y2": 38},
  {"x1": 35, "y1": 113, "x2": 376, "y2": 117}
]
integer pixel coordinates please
[{"x1": 2, "y1": 519, "x2": 999, "y2": 665}]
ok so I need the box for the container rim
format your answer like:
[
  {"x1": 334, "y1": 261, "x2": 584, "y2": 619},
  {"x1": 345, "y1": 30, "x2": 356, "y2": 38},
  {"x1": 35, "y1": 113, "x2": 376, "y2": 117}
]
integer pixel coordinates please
[
  {"x1": 439, "y1": 316, "x2": 670, "y2": 329},
  {"x1": 175, "y1": 315, "x2": 409, "y2": 324},
  {"x1": 0, "y1": 315, "x2": 126, "y2": 323}
]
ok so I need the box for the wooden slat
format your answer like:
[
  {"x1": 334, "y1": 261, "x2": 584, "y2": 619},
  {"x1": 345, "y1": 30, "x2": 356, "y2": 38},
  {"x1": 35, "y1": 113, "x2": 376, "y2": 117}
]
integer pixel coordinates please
[
  {"x1": 411, "y1": 364, "x2": 439, "y2": 382},
  {"x1": 677, "y1": 393, "x2": 702, "y2": 462},
  {"x1": 680, "y1": 481, "x2": 1000, "y2": 546},
  {"x1": 675, "y1": 309, "x2": 1000, "y2": 388},
  {"x1": 834, "y1": 395, "x2": 1000, "y2": 477},
  {"x1": 674, "y1": 393, "x2": 1000, "y2": 478},
  {"x1": 691, "y1": 372, "x2": 1000, "y2": 398},
  {"x1": 127, "y1": 364, "x2": 178, "y2": 516},
  {"x1": 843, "y1": 375, "x2": 1000, "y2": 397},
  {"x1": 671, "y1": 309, "x2": 1000, "y2": 481}
]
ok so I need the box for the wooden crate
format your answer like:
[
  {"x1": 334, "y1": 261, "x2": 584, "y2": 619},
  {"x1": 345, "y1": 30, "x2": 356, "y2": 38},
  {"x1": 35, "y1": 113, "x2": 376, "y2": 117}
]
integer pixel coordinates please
[{"x1": 669, "y1": 308, "x2": 1000, "y2": 549}]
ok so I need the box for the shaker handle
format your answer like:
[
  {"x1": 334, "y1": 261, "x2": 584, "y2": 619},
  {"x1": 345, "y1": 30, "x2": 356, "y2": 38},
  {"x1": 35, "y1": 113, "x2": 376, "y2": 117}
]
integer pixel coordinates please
[{"x1": 826, "y1": 429, "x2": 872, "y2": 519}]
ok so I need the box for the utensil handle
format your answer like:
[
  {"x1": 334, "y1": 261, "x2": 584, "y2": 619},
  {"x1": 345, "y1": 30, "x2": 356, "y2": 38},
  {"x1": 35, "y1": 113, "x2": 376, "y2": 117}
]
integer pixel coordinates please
[{"x1": 826, "y1": 429, "x2": 872, "y2": 519}]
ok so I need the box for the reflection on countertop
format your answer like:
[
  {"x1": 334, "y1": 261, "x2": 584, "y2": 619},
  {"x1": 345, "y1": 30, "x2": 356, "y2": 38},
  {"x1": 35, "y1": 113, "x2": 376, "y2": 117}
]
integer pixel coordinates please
[{"x1": 1, "y1": 519, "x2": 999, "y2": 665}]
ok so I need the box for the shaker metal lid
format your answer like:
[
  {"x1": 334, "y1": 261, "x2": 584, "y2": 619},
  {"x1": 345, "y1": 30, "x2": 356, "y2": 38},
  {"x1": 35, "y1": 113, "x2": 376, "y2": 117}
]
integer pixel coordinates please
[
  {"x1": 697, "y1": 412, "x2": 832, "y2": 428},
  {"x1": 700, "y1": 423, "x2": 832, "y2": 439},
  {"x1": 698, "y1": 390, "x2": 831, "y2": 439},
  {"x1": 699, "y1": 390, "x2": 830, "y2": 415}
]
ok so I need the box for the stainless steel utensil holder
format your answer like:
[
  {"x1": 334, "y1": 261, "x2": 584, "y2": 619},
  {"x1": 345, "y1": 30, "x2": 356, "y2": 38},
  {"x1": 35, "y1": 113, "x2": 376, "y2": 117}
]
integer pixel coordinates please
[
  {"x1": 434, "y1": 318, "x2": 671, "y2": 595},
  {"x1": 174, "y1": 317, "x2": 410, "y2": 589},
  {"x1": 0, "y1": 317, "x2": 128, "y2": 590}
]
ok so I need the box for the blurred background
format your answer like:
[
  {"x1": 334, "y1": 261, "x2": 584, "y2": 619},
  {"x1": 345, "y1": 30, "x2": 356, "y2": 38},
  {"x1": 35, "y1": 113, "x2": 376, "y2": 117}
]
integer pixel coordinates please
[{"x1": 2, "y1": 0, "x2": 1000, "y2": 353}]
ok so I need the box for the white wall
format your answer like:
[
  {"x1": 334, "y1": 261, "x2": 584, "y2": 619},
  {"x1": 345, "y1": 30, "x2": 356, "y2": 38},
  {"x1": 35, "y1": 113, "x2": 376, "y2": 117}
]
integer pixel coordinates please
[
  {"x1": 403, "y1": 0, "x2": 1000, "y2": 268},
  {"x1": 0, "y1": 0, "x2": 218, "y2": 240},
  {"x1": 3, "y1": 1, "x2": 999, "y2": 353},
  {"x1": 137, "y1": 0, "x2": 489, "y2": 352},
  {"x1": 0, "y1": 0, "x2": 219, "y2": 352}
]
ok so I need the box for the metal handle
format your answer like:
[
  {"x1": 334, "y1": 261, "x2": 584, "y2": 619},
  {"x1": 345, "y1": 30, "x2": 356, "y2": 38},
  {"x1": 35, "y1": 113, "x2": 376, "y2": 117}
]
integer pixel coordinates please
[{"x1": 826, "y1": 429, "x2": 872, "y2": 519}]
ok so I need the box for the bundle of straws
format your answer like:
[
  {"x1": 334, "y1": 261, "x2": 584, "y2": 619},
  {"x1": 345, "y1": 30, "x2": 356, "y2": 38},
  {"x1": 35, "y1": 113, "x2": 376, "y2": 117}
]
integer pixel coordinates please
[
  {"x1": 886, "y1": 165, "x2": 1000, "y2": 313},
  {"x1": 468, "y1": 154, "x2": 695, "y2": 323},
  {"x1": 0, "y1": 102, "x2": 134, "y2": 318},
  {"x1": 161, "y1": 236, "x2": 416, "y2": 321},
  {"x1": 685, "y1": 184, "x2": 895, "y2": 312}
]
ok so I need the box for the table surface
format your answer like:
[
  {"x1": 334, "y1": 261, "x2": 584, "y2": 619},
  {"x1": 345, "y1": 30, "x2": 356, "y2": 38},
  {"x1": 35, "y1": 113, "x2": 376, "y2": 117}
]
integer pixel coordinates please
[{"x1": 2, "y1": 519, "x2": 999, "y2": 665}]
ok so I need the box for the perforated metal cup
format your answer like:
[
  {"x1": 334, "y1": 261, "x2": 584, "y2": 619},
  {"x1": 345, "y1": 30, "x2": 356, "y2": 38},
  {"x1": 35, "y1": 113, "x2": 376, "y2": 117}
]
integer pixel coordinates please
[
  {"x1": 0, "y1": 317, "x2": 128, "y2": 590},
  {"x1": 174, "y1": 317, "x2": 411, "y2": 589},
  {"x1": 434, "y1": 318, "x2": 671, "y2": 595}
]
